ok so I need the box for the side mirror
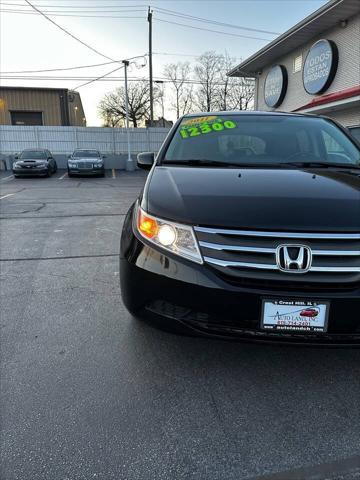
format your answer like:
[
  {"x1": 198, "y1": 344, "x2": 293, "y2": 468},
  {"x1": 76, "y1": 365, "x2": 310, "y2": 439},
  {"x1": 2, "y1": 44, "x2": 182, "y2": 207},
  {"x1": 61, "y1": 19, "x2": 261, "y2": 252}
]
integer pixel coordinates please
[
  {"x1": 68, "y1": 155, "x2": 71, "y2": 159},
  {"x1": 14, "y1": 155, "x2": 19, "y2": 160},
  {"x1": 137, "y1": 152, "x2": 154, "y2": 170},
  {"x1": 102, "y1": 155, "x2": 107, "y2": 159}
]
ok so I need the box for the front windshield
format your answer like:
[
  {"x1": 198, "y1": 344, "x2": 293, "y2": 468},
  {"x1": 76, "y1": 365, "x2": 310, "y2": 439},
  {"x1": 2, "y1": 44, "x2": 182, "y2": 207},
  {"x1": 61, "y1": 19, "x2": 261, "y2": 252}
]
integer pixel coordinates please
[
  {"x1": 73, "y1": 150, "x2": 100, "y2": 158},
  {"x1": 164, "y1": 115, "x2": 360, "y2": 166},
  {"x1": 20, "y1": 150, "x2": 47, "y2": 159}
]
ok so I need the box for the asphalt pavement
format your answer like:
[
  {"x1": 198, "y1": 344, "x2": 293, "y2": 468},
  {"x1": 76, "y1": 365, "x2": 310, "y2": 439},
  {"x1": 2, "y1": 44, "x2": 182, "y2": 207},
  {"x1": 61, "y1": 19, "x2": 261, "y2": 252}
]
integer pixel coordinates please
[{"x1": 1, "y1": 170, "x2": 360, "y2": 480}]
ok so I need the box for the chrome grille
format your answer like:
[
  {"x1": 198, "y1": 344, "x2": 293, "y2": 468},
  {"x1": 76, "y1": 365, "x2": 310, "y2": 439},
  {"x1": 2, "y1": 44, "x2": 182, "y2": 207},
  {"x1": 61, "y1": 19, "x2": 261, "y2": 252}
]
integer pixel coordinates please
[
  {"x1": 194, "y1": 227, "x2": 360, "y2": 286},
  {"x1": 77, "y1": 162, "x2": 93, "y2": 169}
]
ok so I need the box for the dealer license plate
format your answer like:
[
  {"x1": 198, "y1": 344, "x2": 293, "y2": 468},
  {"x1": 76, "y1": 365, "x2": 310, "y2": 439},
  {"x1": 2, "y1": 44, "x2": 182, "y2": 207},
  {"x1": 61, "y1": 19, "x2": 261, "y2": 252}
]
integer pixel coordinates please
[{"x1": 262, "y1": 300, "x2": 329, "y2": 333}]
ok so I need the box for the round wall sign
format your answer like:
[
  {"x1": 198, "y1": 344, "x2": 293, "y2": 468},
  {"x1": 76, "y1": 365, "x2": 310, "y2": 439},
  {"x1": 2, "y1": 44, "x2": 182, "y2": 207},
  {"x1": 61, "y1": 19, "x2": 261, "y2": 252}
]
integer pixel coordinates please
[
  {"x1": 303, "y1": 39, "x2": 338, "y2": 95},
  {"x1": 264, "y1": 65, "x2": 288, "y2": 108}
]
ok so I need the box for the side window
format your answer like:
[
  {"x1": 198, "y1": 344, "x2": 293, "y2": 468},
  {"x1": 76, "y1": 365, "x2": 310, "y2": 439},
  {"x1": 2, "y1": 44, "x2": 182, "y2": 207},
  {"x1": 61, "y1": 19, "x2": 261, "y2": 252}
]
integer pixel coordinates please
[
  {"x1": 322, "y1": 130, "x2": 346, "y2": 154},
  {"x1": 349, "y1": 126, "x2": 360, "y2": 143},
  {"x1": 321, "y1": 128, "x2": 356, "y2": 163}
]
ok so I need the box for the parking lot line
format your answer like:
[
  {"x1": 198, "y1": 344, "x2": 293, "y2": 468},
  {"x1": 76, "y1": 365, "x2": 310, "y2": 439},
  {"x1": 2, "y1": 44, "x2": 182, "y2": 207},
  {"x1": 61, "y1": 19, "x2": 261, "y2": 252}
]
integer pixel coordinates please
[
  {"x1": 0, "y1": 174, "x2": 14, "y2": 182},
  {"x1": 59, "y1": 172, "x2": 68, "y2": 180},
  {"x1": 0, "y1": 193, "x2": 15, "y2": 200},
  {"x1": 112, "y1": 169, "x2": 116, "y2": 179}
]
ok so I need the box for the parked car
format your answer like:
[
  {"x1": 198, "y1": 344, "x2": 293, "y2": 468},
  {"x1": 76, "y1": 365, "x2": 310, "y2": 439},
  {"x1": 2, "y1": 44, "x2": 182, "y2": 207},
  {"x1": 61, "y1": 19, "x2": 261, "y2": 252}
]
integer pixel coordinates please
[
  {"x1": 12, "y1": 149, "x2": 57, "y2": 177},
  {"x1": 120, "y1": 111, "x2": 360, "y2": 345},
  {"x1": 67, "y1": 149, "x2": 105, "y2": 177}
]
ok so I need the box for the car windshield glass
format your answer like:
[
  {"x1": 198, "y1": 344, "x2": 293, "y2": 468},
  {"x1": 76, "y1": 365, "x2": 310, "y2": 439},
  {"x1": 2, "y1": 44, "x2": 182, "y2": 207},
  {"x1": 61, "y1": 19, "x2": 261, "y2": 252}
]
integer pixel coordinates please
[
  {"x1": 73, "y1": 150, "x2": 100, "y2": 158},
  {"x1": 163, "y1": 115, "x2": 360, "y2": 167},
  {"x1": 20, "y1": 150, "x2": 47, "y2": 159}
]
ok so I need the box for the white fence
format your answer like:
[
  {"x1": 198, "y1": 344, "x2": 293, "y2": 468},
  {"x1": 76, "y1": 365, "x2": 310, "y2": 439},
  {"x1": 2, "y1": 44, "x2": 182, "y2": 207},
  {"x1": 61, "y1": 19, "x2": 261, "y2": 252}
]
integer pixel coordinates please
[{"x1": 0, "y1": 125, "x2": 170, "y2": 154}]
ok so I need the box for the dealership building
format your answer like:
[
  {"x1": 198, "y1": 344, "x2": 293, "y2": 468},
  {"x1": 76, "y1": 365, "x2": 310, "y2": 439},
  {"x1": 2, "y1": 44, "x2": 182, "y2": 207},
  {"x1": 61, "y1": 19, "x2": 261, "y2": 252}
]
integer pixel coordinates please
[
  {"x1": 229, "y1": 0, "x2": 360, "y2": 139},
  {"x1": 0, "y1": 86, "x2": 86, "y2": 126}
]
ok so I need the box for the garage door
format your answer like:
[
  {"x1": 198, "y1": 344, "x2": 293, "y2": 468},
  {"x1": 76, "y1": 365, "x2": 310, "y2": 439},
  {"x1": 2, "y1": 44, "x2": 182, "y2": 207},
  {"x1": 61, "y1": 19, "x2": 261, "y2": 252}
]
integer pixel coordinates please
[{"x1": 10, "y1": 111, "x2": 43, "y2": 126}]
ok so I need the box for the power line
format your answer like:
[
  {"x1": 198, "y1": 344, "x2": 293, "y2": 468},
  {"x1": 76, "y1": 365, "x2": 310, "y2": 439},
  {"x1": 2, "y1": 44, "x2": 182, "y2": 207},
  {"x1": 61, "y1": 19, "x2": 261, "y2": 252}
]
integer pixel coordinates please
[
  {"x1": 1, "y1": 52, "x2": 232, "y2": 74},
  {"x1": 0, "y1": 74, "x2": 254, "y2": 86},
  {"x1": 7, "y1": 0, "x2": 323, "y2": 2},
  {"x1": 71, "y1": 54, "x2": 146, "y2": 89},
  {"x1": 73, "y1": 65, "x2": 124, "y2": 89},
  {"x1": 0, "y1": 2, "x2": 148, "y2": 7},
  {"x1": 155, "y1": 18, "x2": 273, "y2": 42},
  {"x1": 21, "y1": 0, "x2": 118, "y2": 61},
  {"x1": 2, "y1": 8, "x2": 145, "y2": 18},
  {"x1": 0, "y1": 60, "x2": 122, "y2": 74},
  {"x1": 153, "y1": 6, "x2": 280, "y2": 35},
  {"x1": 2, "y1": 3, "x2": 280, "y2": 36}
]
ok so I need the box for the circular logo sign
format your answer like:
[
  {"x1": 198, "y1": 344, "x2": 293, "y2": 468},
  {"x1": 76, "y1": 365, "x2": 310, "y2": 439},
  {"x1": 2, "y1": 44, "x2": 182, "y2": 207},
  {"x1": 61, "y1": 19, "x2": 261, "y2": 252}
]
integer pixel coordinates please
[
  {"x1": 264, "y1": 65, "x2": 288, "y2": 108},
  {"x1": 303, "y1": 39, "x2": 338, "y2": 95}
]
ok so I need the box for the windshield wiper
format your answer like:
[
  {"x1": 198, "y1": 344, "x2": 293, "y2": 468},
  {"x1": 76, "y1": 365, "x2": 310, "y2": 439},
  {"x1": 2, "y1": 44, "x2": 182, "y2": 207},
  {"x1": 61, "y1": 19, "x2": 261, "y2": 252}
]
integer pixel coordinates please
[
  {"x1": 162, "y1": 159, "x2": 244, "y2": 167},
  {"x1": 280, "y1": 161, "x2": 360, "y2": 169},
  {"x1": 163, "y1": 160, "x2": 299, "y2": 168},
  {"x1": 162, "y1": 159, "x2": 360, "y2": 169}
]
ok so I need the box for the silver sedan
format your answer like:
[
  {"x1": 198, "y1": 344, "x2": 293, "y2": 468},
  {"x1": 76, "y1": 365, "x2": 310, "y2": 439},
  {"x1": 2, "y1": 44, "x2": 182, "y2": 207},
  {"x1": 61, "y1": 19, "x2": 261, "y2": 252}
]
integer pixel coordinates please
[{"x1": 67, "y1": 149, "x2": 106, "y2": 177}]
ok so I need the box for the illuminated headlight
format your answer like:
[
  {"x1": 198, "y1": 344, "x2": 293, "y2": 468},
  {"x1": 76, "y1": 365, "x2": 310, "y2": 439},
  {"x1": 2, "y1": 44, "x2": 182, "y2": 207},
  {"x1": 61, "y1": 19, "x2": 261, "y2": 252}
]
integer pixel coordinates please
[
  {"x1": 94, "y1": 163, "x2": 103, "y2": 168},
  {"x1": 68, "y1": 162, "x2": 76, "y2": 167},
  {"x1": 136, "y1": 207, "x2": 203, "y2": 264},
  {"x1": 13, "y1": 162, "x2": 21, "y2": 168}
]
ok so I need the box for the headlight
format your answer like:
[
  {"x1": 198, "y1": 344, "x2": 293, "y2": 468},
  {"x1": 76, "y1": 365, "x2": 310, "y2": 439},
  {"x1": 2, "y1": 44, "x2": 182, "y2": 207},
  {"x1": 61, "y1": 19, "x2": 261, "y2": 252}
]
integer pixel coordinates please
[{"x1": 136, "y1": 207, "x2": 203, "y2": 264}]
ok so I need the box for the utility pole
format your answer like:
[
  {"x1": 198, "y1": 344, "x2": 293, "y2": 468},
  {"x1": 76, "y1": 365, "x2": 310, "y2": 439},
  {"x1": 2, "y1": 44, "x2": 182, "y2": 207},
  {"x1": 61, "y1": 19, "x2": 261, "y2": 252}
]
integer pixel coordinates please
[
  {"x1": 148, "y1": 7, "x2": 154, "y2": 126},
  {"x1": 122, "y1": 59, "x2": 133, "y2": 171}
]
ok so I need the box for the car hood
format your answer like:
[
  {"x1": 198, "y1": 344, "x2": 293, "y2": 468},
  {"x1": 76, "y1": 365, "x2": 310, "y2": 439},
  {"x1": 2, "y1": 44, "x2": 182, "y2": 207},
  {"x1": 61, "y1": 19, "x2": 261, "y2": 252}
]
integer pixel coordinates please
[
  {"x1": 144, "y1": 166, "x2": 360, "y2": 232},
  {"x1": 16, "y1": 159, "x2": 47, "y2": 165}
]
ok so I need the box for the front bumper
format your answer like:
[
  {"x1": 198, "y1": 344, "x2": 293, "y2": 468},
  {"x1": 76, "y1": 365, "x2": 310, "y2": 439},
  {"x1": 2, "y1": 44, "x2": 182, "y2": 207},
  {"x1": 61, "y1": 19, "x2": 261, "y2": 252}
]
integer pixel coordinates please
[
  {"x1": 120, "y1": 220, "x2": 360, "y2": 345},
  {"x1": 68, "y1": 166, "x2": 104, "y2": 175},
  {"x1": 13, "y1": 167, "x2": 48, "y2": 176}
]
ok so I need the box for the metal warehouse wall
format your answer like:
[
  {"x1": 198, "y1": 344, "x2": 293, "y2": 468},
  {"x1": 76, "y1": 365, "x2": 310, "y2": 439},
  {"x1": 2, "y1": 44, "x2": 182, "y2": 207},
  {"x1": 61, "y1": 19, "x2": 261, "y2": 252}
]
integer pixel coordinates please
[
  {"x1": 0, "y1": 125, "x2": 170, "y2": 154},
  {"x1": 0, "y1": 89, "x2": 63, "y2": 125},
  {"x1": 256, "y1": 12, "x2": 360, "y2": 123}
]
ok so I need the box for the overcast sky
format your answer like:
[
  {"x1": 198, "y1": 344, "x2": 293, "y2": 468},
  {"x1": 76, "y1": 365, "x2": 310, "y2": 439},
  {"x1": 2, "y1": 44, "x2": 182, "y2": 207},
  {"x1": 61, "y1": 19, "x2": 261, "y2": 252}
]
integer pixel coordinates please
[{"x1": 0, "y1": 0, "x2": 328, "y2": 126}]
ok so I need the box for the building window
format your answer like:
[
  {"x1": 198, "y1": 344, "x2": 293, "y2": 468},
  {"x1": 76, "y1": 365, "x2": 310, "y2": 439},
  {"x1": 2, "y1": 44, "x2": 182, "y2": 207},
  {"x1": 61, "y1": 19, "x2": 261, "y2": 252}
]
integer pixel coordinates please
[
  {"x1": 293, "y1": 54, "x2": 302, "y2": 73},
  {"x1": 10, "y1": 111, "x2": 43, "y2": 126}
]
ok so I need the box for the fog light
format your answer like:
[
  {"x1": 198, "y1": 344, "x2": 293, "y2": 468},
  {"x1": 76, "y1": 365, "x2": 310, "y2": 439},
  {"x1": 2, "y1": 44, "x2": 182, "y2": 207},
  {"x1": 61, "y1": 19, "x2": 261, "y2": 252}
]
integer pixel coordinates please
[{"x1": 158, "y1": 224, "x2": 176, "y2": 246}]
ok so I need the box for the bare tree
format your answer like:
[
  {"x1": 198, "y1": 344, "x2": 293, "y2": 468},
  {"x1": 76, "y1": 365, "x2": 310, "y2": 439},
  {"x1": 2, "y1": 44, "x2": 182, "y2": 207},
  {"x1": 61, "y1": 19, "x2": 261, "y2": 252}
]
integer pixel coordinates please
[
  {"x1": 228, "y1": 77, "x2": 255, "y2": 111},
  {"x1": 193, "y1": 51, "x2": 224, "y2": 112},
  {"x1": 215, "y1": 52, "x2": 236, "y2": 111},
  {"x1": 163, "y1": 62, "x2": 193, "y2": 118},
  {"x1": 98, "y1": 81, "x2": 151, "y2": 128}
]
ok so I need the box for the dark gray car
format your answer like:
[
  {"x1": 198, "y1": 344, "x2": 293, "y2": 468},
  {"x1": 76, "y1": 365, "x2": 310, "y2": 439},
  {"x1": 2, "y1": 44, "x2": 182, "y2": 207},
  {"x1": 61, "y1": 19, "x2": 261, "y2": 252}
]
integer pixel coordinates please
[
  {"x1": 12, "y1": 149, "x2": 57, "y2": 177},
  {"x1": 67, "y1": 149, "x2": 105, "y2": 177}
]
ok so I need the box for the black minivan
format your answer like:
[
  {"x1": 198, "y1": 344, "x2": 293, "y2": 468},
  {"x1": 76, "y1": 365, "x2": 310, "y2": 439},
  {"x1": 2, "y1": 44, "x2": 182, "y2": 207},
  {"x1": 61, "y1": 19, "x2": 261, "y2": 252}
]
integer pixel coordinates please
[{"x1": 120, "y1": 112, "x2": 360, "y2": 345}]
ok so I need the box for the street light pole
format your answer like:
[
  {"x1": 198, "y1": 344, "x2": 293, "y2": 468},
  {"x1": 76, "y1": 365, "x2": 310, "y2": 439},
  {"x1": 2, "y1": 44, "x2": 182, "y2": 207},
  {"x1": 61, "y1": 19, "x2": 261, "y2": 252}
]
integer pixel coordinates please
[
  {"x1": 122, "y1": 59, "x2": 134, "y2": 171},
  {"x1": 155, "y1": 80, "x2": 165, "y2": 127},
  {"x1": 148, "y1": 7, "x2": 154, "y2": 125}
]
